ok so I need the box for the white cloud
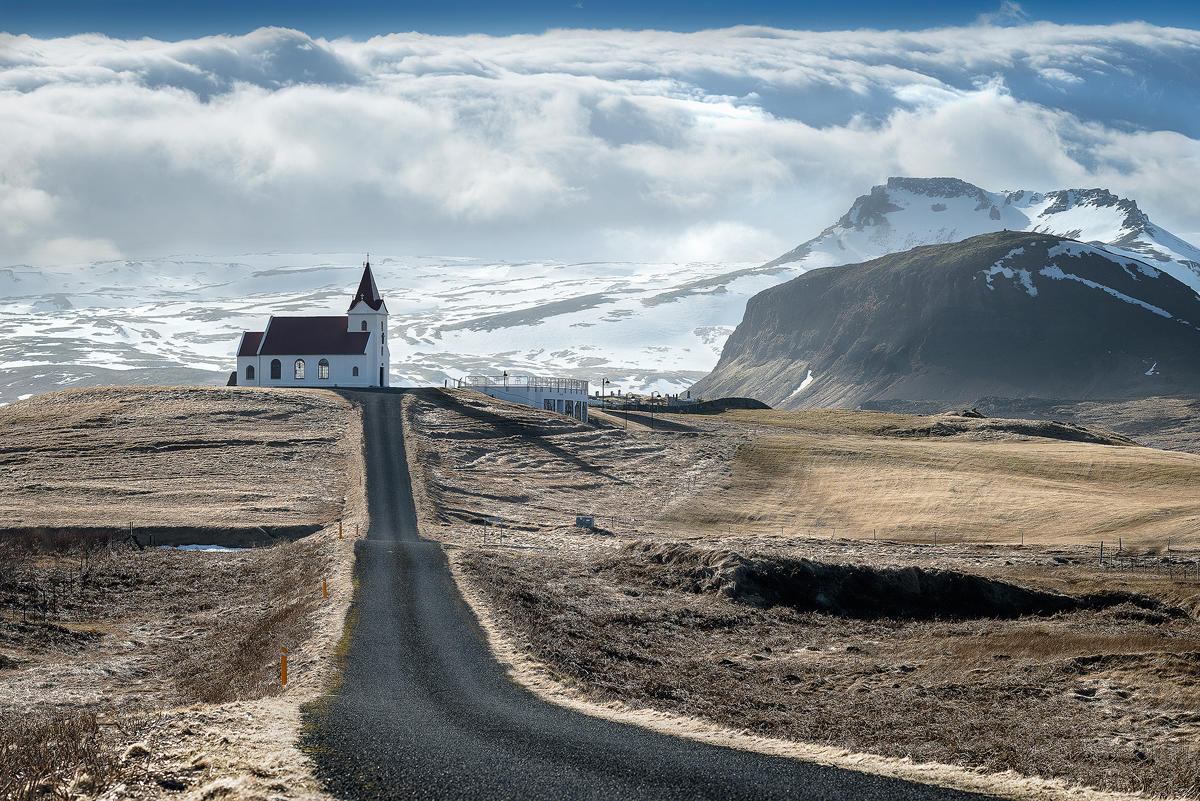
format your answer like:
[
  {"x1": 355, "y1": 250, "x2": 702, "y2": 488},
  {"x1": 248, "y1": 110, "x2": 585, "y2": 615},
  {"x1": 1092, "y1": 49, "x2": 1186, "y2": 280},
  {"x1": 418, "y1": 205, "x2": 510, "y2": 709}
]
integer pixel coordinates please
[
  {"x1": 29, "y1": 236, "x2": 121, "y2": 265},
  {"x1": 1, "y1": 23, "x2": 1199, "y2": 265},
  {"x1": 608, "y1": 220, "x2": 785, "y2": 264},
  {"x1": 976, "y1": 1, "x2": 1030, "y2": 27}
]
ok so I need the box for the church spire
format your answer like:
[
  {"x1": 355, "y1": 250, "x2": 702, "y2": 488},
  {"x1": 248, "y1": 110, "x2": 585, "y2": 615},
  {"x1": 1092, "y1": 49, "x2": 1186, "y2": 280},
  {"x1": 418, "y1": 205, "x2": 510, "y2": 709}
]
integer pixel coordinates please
[{"x1": 348, "y1": 255, "x2": 384, "y2": 312}]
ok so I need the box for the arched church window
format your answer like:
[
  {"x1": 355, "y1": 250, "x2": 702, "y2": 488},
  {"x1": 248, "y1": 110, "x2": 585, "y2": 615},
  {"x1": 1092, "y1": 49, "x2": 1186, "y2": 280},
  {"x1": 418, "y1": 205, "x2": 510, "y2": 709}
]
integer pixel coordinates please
[
  {"x1": 352, "y1": 366, "x2": 359, "y2": 377},
  {"x1": 361, "y1": 320, "x2": 367, "y2": 331},
  {"x1": 270, "y1": 359, "x2": 281, "y2": 380},
  {"x1": 294, "y1": 359, "x2": 305, "y2": 380},
  {"x1": 318, "y1": 359, "x2": 329, "y2": 379},
  {"x1": 246, "y1": 365, "x2": 255, "y2": 381}
]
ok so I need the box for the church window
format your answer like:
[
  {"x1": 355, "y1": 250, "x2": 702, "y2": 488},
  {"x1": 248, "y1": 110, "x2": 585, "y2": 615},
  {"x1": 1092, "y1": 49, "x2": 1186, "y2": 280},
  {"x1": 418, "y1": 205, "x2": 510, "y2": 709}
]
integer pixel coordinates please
[
  {"x1": 318, "y1": 359, "x2": 330, "y2": 379},
  {"x1": 270, "y1": 359, "x2": 281, "y2": 380},
  {"x1": 294, "y1": 359, "x2": 305, "y2": 379},
  {"x1": 352, "y1": 366, "x2": 359, "y2": 377},
  {"x1": 361, "y1": 320, "x2": 367, "y2": 331},
  {"x1": 246, "y1": 364, "x2": 255, "y2": 381}
]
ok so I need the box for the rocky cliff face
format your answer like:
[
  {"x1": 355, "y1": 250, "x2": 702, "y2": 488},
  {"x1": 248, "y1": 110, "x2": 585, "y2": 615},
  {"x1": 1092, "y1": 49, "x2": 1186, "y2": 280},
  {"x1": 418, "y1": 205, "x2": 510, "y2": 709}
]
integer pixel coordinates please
[{"x1": 692, "y1": 231, "x2": 1200, "y2": 409}]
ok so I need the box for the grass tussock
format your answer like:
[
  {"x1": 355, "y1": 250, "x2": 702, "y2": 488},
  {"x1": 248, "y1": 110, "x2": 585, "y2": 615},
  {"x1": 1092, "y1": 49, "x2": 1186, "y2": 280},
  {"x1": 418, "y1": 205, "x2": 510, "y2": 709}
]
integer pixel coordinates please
[{"x1": 0, "y1": 708, "x2": 144, "y2": 800}]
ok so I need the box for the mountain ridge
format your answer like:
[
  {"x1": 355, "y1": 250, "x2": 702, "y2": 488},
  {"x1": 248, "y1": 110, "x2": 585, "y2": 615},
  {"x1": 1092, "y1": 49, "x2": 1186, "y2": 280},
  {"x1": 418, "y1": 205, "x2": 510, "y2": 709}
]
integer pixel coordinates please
[{"x1": 763, "y1": 177, "x2": 1200, "y2": 295}]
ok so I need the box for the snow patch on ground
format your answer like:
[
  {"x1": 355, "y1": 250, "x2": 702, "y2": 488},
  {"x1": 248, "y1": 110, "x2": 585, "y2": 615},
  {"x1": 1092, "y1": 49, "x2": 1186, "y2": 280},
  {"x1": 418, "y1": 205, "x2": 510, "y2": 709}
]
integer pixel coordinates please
[
  {"x1": 980, "y1": 248, "x2": 1037, "y2": 296},
  {"x1": 787, "y1": 370, "x2": 816, "y2": 397},
  {"x1": 1038, "y1": 265, "x2": 1176, "y2": 320}
]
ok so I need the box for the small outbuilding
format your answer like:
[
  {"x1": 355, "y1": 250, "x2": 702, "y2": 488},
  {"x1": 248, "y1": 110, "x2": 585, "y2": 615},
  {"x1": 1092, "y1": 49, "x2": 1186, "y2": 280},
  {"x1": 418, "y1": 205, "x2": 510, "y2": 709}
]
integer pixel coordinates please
[{"x1": 457, "y1": 375, "x2": 589, "y2": 422}]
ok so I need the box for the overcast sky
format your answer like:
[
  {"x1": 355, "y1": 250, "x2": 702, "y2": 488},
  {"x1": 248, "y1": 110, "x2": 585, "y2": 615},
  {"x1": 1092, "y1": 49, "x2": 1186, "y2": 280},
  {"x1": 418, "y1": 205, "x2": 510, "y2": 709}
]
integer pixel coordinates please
[{"x1": 2, "y1": 6, "x2": 1200, "y2": 265}]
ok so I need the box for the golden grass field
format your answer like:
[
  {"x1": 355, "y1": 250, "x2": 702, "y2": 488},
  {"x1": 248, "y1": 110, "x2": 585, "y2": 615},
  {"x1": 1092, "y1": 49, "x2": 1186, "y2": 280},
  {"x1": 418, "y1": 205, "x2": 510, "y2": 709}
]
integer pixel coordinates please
[{"x1": 665, "y1": 409, "x2": 1200, "y2": 548}]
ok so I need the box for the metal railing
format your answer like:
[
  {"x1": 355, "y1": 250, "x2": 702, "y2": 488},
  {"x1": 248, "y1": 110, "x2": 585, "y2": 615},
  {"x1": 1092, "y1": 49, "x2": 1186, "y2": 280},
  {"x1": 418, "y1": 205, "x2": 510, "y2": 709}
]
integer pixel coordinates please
[{"x1": 458, "y1": 375, "x2": 588, "y2": 394}]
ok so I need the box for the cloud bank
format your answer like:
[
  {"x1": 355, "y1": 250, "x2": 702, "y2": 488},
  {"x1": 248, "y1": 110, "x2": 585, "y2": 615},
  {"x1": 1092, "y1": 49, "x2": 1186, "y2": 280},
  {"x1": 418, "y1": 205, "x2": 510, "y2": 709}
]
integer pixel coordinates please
[{"x1": 1, "y1": 22, "x2": 1199, "y2": 265}]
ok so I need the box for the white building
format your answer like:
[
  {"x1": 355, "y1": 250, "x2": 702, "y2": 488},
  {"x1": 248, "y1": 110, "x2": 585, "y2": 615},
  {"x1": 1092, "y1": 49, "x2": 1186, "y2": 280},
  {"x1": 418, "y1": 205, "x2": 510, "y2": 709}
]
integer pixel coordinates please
[
  {"x1": 235, "y1": 259, "x2": 390, "y2": 388},
  {"x1": 457, "y1": 375, "x2": 589, "y2": 422}
]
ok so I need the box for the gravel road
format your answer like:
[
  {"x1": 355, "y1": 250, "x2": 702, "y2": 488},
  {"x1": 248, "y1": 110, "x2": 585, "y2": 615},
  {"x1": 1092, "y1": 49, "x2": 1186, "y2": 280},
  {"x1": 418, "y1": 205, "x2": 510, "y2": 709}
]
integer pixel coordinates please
[{"x1": 301, "y1": 389, "x2": 997, "y2": 800}]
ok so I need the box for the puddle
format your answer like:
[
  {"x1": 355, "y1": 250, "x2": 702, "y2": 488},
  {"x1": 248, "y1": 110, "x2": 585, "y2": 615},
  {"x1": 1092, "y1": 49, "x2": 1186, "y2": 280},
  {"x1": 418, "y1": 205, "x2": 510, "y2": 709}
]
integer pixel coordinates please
[{"x1": 157, "y1": 544, "x2": 249, "y2": 552}]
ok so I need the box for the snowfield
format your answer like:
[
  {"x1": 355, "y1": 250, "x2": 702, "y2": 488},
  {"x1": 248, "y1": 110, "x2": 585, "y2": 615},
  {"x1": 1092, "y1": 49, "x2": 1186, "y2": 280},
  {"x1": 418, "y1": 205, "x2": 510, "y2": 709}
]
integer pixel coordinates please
[
  {"x1": 3, "y1": 178, "x2": 1198, "y2": 406},
  {"x1": 0, "y1": 253, "x2": 779, "y2": 403}
]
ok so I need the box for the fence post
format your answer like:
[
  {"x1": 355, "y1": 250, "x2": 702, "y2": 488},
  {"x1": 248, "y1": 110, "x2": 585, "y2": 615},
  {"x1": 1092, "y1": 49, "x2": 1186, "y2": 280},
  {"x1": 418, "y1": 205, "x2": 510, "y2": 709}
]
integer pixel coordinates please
[
  {"x1": 281, "y1": 648, "x2": 288, "y2": 685},
  {"x1": 1099, "y1": 541, "x2": 1103, "y2": 565}
]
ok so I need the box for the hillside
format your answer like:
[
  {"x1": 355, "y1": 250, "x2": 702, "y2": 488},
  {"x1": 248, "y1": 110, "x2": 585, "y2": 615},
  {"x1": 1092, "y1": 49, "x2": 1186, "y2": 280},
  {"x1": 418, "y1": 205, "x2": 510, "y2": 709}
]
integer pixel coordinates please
[
  {"x1": 0, "y1": 385, "x2": 356, "y2": 536},
  {"x1": 692, "y1": 231, "x2": 1200, "y2": 409}
]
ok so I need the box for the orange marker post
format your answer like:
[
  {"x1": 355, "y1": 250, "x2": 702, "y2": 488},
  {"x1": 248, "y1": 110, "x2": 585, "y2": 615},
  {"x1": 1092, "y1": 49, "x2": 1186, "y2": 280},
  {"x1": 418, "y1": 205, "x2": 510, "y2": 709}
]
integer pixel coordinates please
[
  {"x1": 281, "y1": 647, "x2": 288, "y2": 685},
  {"x1": 322, "y1": 578, "x2": 328, "y2": 598}
]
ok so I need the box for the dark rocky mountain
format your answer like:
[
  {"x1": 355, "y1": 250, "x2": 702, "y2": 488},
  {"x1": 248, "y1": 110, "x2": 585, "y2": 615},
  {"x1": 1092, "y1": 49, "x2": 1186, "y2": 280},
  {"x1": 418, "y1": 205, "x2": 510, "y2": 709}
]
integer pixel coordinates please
[{"x1": 691, "y1": 231, "x2": 1200, "y2": 409}]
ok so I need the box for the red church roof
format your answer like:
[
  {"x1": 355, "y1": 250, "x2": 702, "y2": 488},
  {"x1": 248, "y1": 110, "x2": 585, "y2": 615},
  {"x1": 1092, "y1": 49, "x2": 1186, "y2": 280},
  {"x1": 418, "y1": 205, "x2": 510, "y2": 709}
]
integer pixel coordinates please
[
  {"x1": 237, "y1": 331, "x2": 264, "y2": 357},
  {"x1": 253, "y1": 316, "x2": 371, "y2": 356},
  {"x1": 348, "y1": 259, "x2": 385, "y2": 312}
]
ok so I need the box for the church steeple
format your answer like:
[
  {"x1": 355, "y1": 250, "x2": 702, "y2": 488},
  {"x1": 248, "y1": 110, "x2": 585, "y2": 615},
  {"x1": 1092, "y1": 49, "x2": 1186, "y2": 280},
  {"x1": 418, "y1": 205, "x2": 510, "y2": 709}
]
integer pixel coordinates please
[{"x1": 348, "y1": 255, "x2": 384, "y2": 312}]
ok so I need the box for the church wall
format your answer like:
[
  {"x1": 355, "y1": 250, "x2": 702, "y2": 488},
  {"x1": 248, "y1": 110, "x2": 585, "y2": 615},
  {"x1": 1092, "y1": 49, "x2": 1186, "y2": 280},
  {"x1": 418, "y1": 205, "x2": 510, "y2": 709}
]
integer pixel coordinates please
[{"x1": 237, "y1": 351, "x2": 380, "y2": 388}]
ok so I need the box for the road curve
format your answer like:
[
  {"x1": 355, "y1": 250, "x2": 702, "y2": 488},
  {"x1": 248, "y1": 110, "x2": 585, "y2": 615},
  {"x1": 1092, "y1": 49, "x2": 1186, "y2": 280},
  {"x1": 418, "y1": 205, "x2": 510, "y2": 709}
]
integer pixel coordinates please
[{"x1": 301, "y1": 389, "x2": 997, "y2": 801}]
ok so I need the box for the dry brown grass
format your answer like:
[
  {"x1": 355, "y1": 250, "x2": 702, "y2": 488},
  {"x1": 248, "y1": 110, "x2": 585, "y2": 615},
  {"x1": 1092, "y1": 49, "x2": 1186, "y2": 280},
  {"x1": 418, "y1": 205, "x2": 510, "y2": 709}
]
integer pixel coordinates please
[
  {"x1": 171, "y1": 537, "x2": 329, "y2": 704},
  {"x1": 460, "y1": 546, "x2": 1200, "y2": 799},
  {"x1": 403, "y1": 392, "x2": 1200, "y2": 798},
  {"x1": 0, "y1": 385, "x2": 363, "y2": 800},
  {"x1": 0, "y1": 534, "x2": 337, "y2": 713},
  {"x1": 0, "y1": 708, "x2": 145, "y2": 800},
  {"x1": 0, "y1": 385, "x2": 353, "y2": 529}
]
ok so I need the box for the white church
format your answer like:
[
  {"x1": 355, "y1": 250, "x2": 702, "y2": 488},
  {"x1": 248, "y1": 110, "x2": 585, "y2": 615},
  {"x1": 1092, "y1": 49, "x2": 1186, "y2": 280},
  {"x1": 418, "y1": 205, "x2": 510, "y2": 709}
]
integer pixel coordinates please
[{"x1": 234, "y1": 258, "x2": 390, "y2": 388}]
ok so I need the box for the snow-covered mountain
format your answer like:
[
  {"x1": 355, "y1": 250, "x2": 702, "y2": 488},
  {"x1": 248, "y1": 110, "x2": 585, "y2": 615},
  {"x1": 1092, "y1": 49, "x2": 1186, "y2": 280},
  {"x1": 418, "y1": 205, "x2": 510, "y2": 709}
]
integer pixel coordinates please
[{"x1": 765, "y1": 177, "x2": 1200, "y2": 294}]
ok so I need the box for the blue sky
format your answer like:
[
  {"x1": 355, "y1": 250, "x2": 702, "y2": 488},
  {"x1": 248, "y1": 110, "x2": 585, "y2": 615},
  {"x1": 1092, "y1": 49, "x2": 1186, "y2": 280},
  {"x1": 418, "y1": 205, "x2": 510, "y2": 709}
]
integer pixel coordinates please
[
  {"x1": 5, "y1": 0, "x2": 1200, "y2": 38},
  {"x1": 1, "y1": 5, "x2": 1199, "y2": 265}
]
